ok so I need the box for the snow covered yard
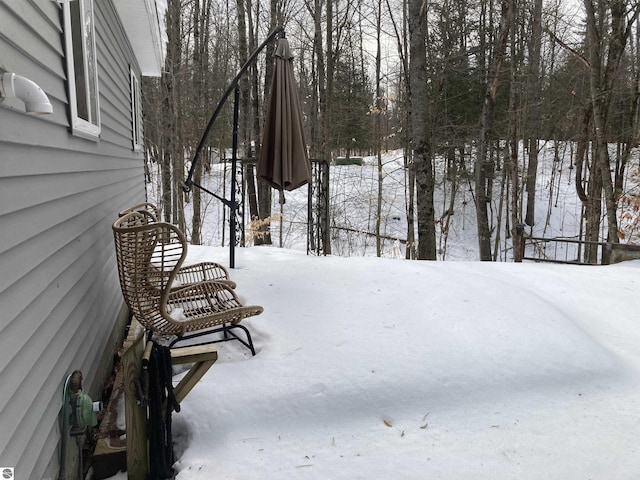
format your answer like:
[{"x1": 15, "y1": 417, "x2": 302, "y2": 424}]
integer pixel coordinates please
[
  {"x1": 133, "y1": 246, "x2": 640, "y2": 480},
  {"x1": 128, "y1": 146, "x2": 640, "y2": 478}
]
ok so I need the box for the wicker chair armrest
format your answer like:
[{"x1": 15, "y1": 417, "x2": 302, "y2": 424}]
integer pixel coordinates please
[
  {"x1": 162, "y1": 280, "x2": 263, "y2": 331},
  {"x1": 167, "y1": 280, "x2": 243, "y2": 309},
  {"x1": 175, "y1": 262, "x2": 236, "y2": 289}
]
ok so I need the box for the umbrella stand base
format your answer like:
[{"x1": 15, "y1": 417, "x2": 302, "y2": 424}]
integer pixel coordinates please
[{"x1": 168, "y1": 323, "x2": 256, "y2": 356}]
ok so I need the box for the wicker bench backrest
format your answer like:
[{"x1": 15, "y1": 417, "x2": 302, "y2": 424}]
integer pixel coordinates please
[
  {"x1": 118, "y1": 202, "x2": 160, "y2": 221},
  {"x1": 113, "y1": 211, "x2": 188, "y2": 334}
]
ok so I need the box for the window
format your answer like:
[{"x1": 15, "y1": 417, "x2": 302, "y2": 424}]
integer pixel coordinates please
[
  {"x1": 130, "y1": 68, "x2": 143, "y2": 151},
  {"x1": 62, "y1": 0, "x2": 100, "y2": 139}
]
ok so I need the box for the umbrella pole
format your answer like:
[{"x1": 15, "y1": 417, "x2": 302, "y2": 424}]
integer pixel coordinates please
[
  {"x1": 181, "y1": 26, "x2": 285, "y2": 269},
  {"x1": 280, "y1": 191, "x2": 284, "y2": 248}
]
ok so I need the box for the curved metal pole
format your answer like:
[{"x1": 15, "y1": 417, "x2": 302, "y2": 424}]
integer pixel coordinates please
[{"x1": 182, "y1": 25, "x2": 285, "y2": 192}]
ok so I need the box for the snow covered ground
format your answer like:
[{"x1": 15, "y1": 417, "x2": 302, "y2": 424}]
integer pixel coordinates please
[
  {"x1": 115, "y1": 146, "x2": 640, "y2": 479},
  {"x1": 108, "y1": 245, "x2": 640, "y2": 479}
]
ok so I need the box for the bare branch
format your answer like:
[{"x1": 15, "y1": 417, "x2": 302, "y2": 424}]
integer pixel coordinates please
[{"x1": 543, "y1": 26, "x2": 590, "y2": 69}]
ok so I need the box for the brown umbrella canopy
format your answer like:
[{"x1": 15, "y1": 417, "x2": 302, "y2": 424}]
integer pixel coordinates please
[{"x1": 258, "y1": 37, "x2": 311, "y2": 193}]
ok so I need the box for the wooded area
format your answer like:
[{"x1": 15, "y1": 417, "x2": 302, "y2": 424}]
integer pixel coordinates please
[{"x1": 142, "y1": 0, "x2": 640, "y2": 262}]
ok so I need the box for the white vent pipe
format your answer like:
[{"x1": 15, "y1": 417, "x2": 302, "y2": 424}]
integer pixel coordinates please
[{"x1": 1, "y1": 72, "x2": 53, "y2": 115}]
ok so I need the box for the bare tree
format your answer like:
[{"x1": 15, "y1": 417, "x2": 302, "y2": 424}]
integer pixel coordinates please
[
  {"x1": 161, "y1": 0, "x2": 184, "y2": 230},
  {"x1": 408, "y1": 0, "x2": 436, "y2": 259},
  {"x1": 374, "y1": 0, "x2": 384, "y2": 257},
  {"x1": 583, "y1": 0, "x2": 640, "y2": 256},
  {"x1": 475, "y1": 0, "x2": 512, "y2": 261},
  {"x1": 190, "y1": 0, "x2": 213, "y2": 244},
  {"x1": 523, "y1": 0, "x2": 543, "y2": 228}
]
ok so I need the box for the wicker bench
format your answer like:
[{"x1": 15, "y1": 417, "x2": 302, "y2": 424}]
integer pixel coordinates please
[{"x1": 112, "y1": 210, "x2": 263, "y2": 354}]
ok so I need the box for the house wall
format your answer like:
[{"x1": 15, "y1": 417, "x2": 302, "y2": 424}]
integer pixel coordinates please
[{"x1": 0, "y1": 1, "x2": 149, "y2": 479}]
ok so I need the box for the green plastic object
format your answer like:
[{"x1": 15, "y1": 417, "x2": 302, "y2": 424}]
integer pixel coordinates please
[{"x1": 77, "y1": 392, "x2": 97, "y2": 427}]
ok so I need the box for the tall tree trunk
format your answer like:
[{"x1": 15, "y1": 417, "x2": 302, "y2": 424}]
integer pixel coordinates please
[
  {"x1": 235, "y1": 0, "x2": 254, "y2": 247},
  {"x1": 323, "y1": 0, "x2": 333, "y2": 254},
  {"x1": 161, "y1": 0, "x2": 182, "y2": 224},
  {"x1": 524, "y1": 0, "x2": 543, "y2": 227},
  {"x1": 309, "y1": 0, "x2": 325, "y2": 161},
  {"x1": 315, "y1": 0, "x2": 330, "y2": 162},
  {"x1": 508, "y1": 0, "x2": 521, "y2": 258},
  {"x1": 615, "y1": 50, "x2": 640, "y2": 197},
  {"x1": 325, "y1": 0, "x2": 334, "y2": 164},
  {"x1": 580, "y1": 1, "x2": 640, "y2": 262},
  {"x1": 248, "y1": 0, "x2": 273, "y2": 245},
  {"x1": 475, "y1": 0, "x2": 512, "y2": 261},
  {"x1": 408, "y1": 0, "x2": 436, "y2": 260},
  {"x1": 385, "y1": 0, "x2": 414, "y2": 259},
  {"x1": 374, "y1": 0, "x2": 383, "y2": 257},
  {"x1": 191, "y1": 0, "x2": 210, "y2": 245},
  {"x1": 403, "y1": 0, "x2": 416, "y2": 260}
]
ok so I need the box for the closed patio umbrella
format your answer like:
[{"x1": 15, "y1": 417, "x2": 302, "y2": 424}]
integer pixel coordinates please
[{"x1": 257, "y1": 36, "x2": 311, "y2": 198}]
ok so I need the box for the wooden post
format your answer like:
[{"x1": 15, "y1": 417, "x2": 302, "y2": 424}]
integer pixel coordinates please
[
  {"x1": 514, "y1": 223, "x2": 526, "y2": 262},
  {"x1": 122, "y1": 321, "x2": 148, "y2": 480},
  {"x1": 122, "y1": 326, "x2": 217, "y2": 478}
]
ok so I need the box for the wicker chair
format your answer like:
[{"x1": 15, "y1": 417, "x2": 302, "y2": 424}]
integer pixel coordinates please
[
  {"x1": 113, "y1": 211, "x2": 263, "y2": 354},
  {"x1": 117, "y1": 202, "x2": 236, "y2": 289},
  {"x1": 118, "y1": 201, "x2": 161, "y2": 220}
]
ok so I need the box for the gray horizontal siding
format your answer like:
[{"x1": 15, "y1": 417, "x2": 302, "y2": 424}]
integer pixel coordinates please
[
  {"x1": 1, "y1": 212, "x2": 125, "y2": 468},
  {"x1": 98, "y1": 1, "x2": 142, "y2": 152},
  {"x1": 0, "y1": 0, "x2": 149, "y2": 478}
]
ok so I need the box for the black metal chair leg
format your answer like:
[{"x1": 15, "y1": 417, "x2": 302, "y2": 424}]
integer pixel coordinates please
[{"x1": 168, "y1": 323, "x2": 256, "y2": 356}]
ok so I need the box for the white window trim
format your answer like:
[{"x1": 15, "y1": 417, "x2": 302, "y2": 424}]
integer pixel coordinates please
[
  {"x1": 130, "y1": 68, "x2": 143, "y2": 152},
  {"x1": 62, "y1": 0, "x2": 101, "y2": 140}
]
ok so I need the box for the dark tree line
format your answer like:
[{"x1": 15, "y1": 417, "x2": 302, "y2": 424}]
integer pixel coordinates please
[{"x1": 143, "y1": 0, "x2": 640, "y2": 261}]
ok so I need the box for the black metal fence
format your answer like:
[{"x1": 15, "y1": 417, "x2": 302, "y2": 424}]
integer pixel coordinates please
[
  {"x1": 514, "y1": 228, "x2": 640, "y2": 265},
  {"x1": 307, "y1": 159, "x2": 330, "y2": 256},
  {"x1": 521, "y1": 236, "x2": 609, "y2": 265}
]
